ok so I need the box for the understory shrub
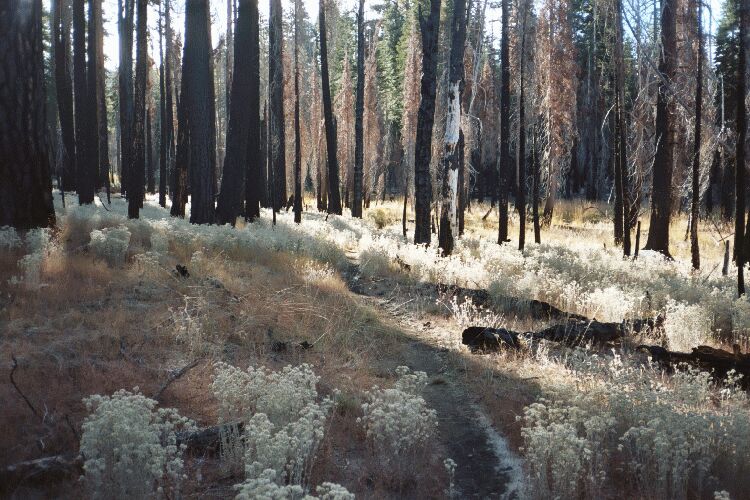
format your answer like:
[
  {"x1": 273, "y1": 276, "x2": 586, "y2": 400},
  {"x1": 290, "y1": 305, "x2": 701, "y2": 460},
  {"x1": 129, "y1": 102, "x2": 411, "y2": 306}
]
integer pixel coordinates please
[
  {"x1": 79, "y1": 389, "x2": 195, "y2": 500},
  {"x1": 89, "y1": 225, "x2": 131, "y2": 266},
  {"x1": 359, "y1": 366, "x2": 437, "y2": 465}
]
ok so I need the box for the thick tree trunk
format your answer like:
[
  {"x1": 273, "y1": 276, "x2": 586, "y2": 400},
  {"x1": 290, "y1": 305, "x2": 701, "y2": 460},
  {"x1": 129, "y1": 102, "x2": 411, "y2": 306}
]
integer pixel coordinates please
[
  {"x1": 129, "y1": 0, "x2": 147, "y2": 218},
  {"x1": 320, "y1": 0, "x2": 342, "y2": 215},
  {"x1": 53, "y1": 0, "x2": 77, "y2": 193},
  {"x1": 352, "y1": 0, "x2": 365, "y2": 218},
  {"x1": 158, "y1": 1, "x2": 167, "y2": 207},
  {"x1": 216, "y1": 0, "x2": 258, "y2": 225},
  {"x1": 184, "y1": 0, "x2": 216, "y2": 224},
  {"x1": 737, "y1": 0, "x2": 747, "y2": 295},
  {"x1": 690, "y1": 0, "x2": 703, "y2": 270},
  {"x1": 644, "y1": 0, "x2": 676, "y2": 257},
  {"x1": 268, "y1": 0, "x2": 286, "y2": 212},
  {"x1": 164, "y1": 0, "x2": 175, "y2": 206},
  {"x1": 92, "y1": 0, "x2": 109, "y2": 199},
  {"x1": 86, "y1": 0, "x2": 101, "y2": 200},
  {"x1": 437, "y1": 0, "x2": 468, "y2": 255},
  {"x1": 171, "y1": 62, "x2": 189, "y2": 218},
  {"x1": 414, "y1": 0, "x2": 442, "y2": 245},
  {"x1": 0, "y1": 0, "x2": 57, "y2": 229},
  {"x1": 118, "y1": 0, "x2": 134, "y2": 198},
  {"x1": 517, "y1": 2, "x2": 528, "y2": 251},
  {"x1": 497, "y1": 0, "x2": 510, "y2": 243}
]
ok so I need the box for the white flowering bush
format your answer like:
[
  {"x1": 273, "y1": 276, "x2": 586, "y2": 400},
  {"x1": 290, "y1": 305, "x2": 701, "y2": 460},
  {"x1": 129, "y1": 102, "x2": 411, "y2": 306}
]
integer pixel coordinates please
[
  {"x1": 359, "y1": 366, "x2": 437, "y2": 461},
  {"x1": 664, "y1": 299, "x2": 714, "y2": 351},
  {"x1": 517, "y1": 350, "x2": 750, "y2": 499},
  {"x1": 0, "y1": 226, "x2": 22, "y2": 250},
  {"x1": 234, "y1": 469, "x2": 354, "y2": 500},
  {"x1": 212, "y1": 363, "x2": 334, "y2": 490},
  {"x1": 89, "y1": 225, "x2": 131, "y2": 266},
  {"x1": 444, "y1": 295, "x2": 504, "y2": 329},
  {"x1": 79, "y1": 389, "x2": 195, "y2": 500}
]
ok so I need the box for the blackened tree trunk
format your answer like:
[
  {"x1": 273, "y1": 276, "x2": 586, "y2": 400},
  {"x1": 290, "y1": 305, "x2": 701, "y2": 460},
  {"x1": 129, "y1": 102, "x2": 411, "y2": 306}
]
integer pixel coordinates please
[
  {"x1": 414, "y1": 0, "x2": 442, "y2": 245},
  {"x1": 158, "y1": 0, "x2": 167, "y2": 206},
  {"x1": 53, "y1": 0, "x2": 76, "y2": 192},
  {"x1": 644, "y1": 0, "x2": 676, "y2": 257},
  {"x1": 216, "y1": 0, "x2": 257, "y2": 225},
  {"x1": 517, "y1": 0, "x2": 528, "y2": 251},
  {"x1": 164, "y1": 0, "x2": 175, "y2": 206},
  {"x1": 86, "y1": 0, "x2": 101, "y2": 200},
  {"x1": 92, "y1": 0, "x2": 110, "y2": 200},
  {"x1": 147, "y1": 104, "x2": 155, "y2": 193},
  {"x1": 497, "y1": 0, "x2": 510, "y2": 243},
  {"x1": 737, "y1": 0, "x2": 747, "y2": 295},
  {"x1": 614, "y1": 0, "x2": 630, "y2": 255},
  {"x1": 532, "y1": 126, "x2": 541, "y2": 244},
  {"x1": 74, "y1": 0, "x2": 94, "y2": 204},
  {"x1": 352, "y1": 0, "x2": 365, "y2": 218},
  {"x1": 437, "y1": 0, "x2": 468, "y2": 255},
  {"x1": 269, "y1": 0, "x2": 286, "y2": 212},
  {"x1": 185, "y1": 0, "x2": 216, "y2": 224},
  {"x1": 320, "y1": 0, "x2": 342, "y2": 215},
  {"x1": 245, "y1": 0, "x2": 261, "y2": 220},
  {"x1": 293, "y1": 0, "x2": 302, "y2": 223},
  {"x1": 118, "y1": 0, "x2": 134, "y2": 197},
  {"x1": 0, "y1": 0, "x2": 57, "y2": 229},
  {"x1": 259, "y1": 104, "x2": 269, "y2": 208},
  {"x1": 171, "y1": 62, "x2": 189, "y2": 218},
  {"x1": 690, "y1": 0, "x2": 702, "y2": 270},
  {"x1": 129, "y1": 0, "x2": 147, "y2": 219}
]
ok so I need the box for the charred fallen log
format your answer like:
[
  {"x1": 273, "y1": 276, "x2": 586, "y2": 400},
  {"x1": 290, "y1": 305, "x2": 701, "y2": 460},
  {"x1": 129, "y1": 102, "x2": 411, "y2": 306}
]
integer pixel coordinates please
[
  {"x1": 637, "y1": 344, "x2": 750, "y2": 385},
  {"x1": 437, "y1": 283, "x2": 588, "y2": 322},
  {"x1": 0, "y1": 421, "x2": 243, "y2": 488},
  {"x1": 462, "y1": 317, "x2": 660, "y2": 352}
]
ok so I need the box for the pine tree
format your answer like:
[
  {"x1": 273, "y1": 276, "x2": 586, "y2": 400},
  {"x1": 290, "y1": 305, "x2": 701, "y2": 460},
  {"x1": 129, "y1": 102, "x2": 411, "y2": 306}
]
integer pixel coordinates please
[
  {"x1": 320, "y1": 0, "x2": 342, "y2": 214},
  {"x1": 129, "y1": 0, "x2": 147, "y2": 219},
  {"x1": 0, "y1": 0, "x2": 57, "y2": 229}
]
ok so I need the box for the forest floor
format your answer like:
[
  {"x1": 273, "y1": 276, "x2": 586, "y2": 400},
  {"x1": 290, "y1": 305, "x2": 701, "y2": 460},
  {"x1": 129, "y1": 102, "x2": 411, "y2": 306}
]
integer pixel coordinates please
[{"x1": 1, "y1": 193, "x2": 748, "y2": 499}]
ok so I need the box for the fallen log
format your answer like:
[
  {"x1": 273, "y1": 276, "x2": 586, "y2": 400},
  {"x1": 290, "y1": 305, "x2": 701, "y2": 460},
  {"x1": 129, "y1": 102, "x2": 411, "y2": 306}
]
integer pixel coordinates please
[
  {"x1": 637, "y1": 344, "x2": 750, "y2": 386},
  {"x1": 0, "y1": 421, "x2": 244, "y2": 488},
  {"x1": 437, "y1": 284, "x2": 588, "y2": 322},
  {"x1": 462, "y1": 317, "x2": 660, "y2": 352}
]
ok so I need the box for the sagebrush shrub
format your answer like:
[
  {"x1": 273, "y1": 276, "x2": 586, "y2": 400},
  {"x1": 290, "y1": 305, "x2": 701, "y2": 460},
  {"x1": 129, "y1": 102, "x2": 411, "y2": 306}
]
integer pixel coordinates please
[
  {"x1": 79, "y1": 389, "x2": 195, "y2": 500},
  {"x1": 234, "y1": 469, "x2": 354, "y2": 500},
  {"x1": 0, "y1": 226, "x2": 22, "y2": 250},
  {"x1": 89, "y1": 225, "x2": 131, "y2": 266},
  {"x1": 359, "y1": 366, "x2": 437, "y2": 459}
]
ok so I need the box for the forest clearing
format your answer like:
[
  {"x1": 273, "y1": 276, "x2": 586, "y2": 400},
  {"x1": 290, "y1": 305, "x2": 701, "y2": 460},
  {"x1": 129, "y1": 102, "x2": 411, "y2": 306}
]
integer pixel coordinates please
[{"x1": 2, "y1": 0, "x2": 750, "y2": 497}]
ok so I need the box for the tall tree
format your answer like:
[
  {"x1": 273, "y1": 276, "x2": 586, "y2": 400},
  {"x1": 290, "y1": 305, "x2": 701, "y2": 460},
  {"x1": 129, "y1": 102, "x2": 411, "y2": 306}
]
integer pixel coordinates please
[
  {"x1": 690, "y1": 0, "x2": 703, "y2": 269},
  {"x1": 269, "y1": 0, "x2": 286, "y2": 212},
  {"x1": 184, "y1": 0, "x2": 216, "y2": 224},
  {"x1": 52, "y1": 0, "x2": 76, "y2": 192},
  {"x1": 644, "y1": 0, "x2": 677, "y2": 256},
  {"x1": 737, "y1": 0, "x2": 747, "y2": 294},
  {"x1": 118, "y1": 0, "x2": 134, "y2": 198},
  {"x1": 86, "y1": 0, "x2": 101, "y2": 201},
  {"x1": 74, "y1": 0, "x2": 94, "y2": 203},
  {"x1": 129, "y1": 0, "x2": 147, "y2": 218},
  {"x1": 320, "y1": 0, "x2": 342, "y2": 215},
  {"x1": 163, "y1": 0, "x2": 175, "y2": 207},
  {"x1": 352, "y1": 0, "x2": 365, "y2": 218},
  {"x1": 497, "y1": 0, "x2": 511, "y2": 243},
  {"x1": 158, "y1": 0, "x2": 168, "y2": 207},
  {"x1": 293, "y1": 0, "x2": 303, "y2": 223},
  {"x1": 438, "y1": 0, "x2": 468, "y2": 255},
  {"x1": 614, "y1": 0, "x2": 630, "y2": 254},
  {"x1": 0, "y1": 0, "x2": 57, "y2": 229},
  {"x1": 517, "y1": 0, "x2": 530, "y2": 251},
  {"x1": 245, "y1": 0, "x2": 261, "y2": 220},
  {"x1": 92, "y1": 0, "x2": 110, "y2": 200},
  {"x1": 216, "y1": 0, "x2": 257, "y2": 225},
  {"x1": 414, "y1": 0, "x2": 442, "y2": 245}
]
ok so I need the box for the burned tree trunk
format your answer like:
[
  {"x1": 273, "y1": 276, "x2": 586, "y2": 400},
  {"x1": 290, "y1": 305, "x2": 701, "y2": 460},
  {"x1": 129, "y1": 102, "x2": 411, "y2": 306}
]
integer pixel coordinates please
[
  {"x1": 352, "y1": 0, "x2": 365, "y2": 218},
  {"x1": 497, "y1": 0, "x2": 510, "y2": 244},
  {"x1": 52, "y1": 0, "x2": 76, "y2": 193},
  {"x1": 0, "y1": 0, "x2": 57, "y2": 229},
  {"x1": 129, "y1": 0, "x2": 147, "y2": 219},
  {"x1": 690, "y1": 0, "x2": 703, "y2": 270},
  {"x1": 320, "y1": 0, "x2": 342, "y2": 215},
  {"x1": 268, "y1": 0, "x2": 286, "y2": 212},
  {"x1": 293, "y1": 0, "x2": 302, "y2": 223},
  {"x1": 437, "y1": 0, "x2": 468, "y2": 255},
  {"x1": 118, "y1": 0, "x2": 134, "y2": 198},
  {"x1": 413, "y1": 0, "x2": 442, "y2": 245}
]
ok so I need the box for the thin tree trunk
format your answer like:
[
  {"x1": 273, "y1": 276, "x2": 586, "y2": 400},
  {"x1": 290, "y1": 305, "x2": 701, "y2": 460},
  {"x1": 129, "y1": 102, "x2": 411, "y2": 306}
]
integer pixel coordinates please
[
  {"x1": 497, "y1": 0, "x2": 510, "y2": 243},
  {"x1": 86, "y1": 0, "x2": 101, "y2": 201},
  {"x1": 532, "y1": 127, "x2": 541, "y2": 244},
  {"x1": 0, "y1": 0, "x2": 57, "y2": 229},
  {"x1": 414, "y1": 0, "x2": 442, "y2": 245},
  {"x1": 690, "y1": 0, "x2": 702, "y2": 270},
  {"x1": 74, "y1": 0, "x2": 94, "y2": 204},
  {"x1": 93, "y1": 0, "x2": 110, "y2": 201},
  {"x1": 352, "y1": 0, "x2": 365, "y2": 218},
  {"x1": 159, "y1": 1, "x2": 167, "y2": 206},
  {"x1": 293, "y1": 0, "x2": 303, "y2": 223},
  {"x1": 320, "y1": 0, "x2": 342, "y2": 215},
  {"x1": 517, "y1": 0, "x2": 528, "y2": 251},
  {"x1": 245, "y1": 0, "x2": 261, "y2": 220},
  {"x1": 269, "y1": 0, "x2": 285, "y2": 212},
  {"x1": 118, "y1": 0, "x2": 134, "y2": 198},
  {"x1": 147, "y1": 104, "x2": 155, "y2": 193},
  {"x1": 737, "y1": 0, "x2": 747, "y2": 295}
]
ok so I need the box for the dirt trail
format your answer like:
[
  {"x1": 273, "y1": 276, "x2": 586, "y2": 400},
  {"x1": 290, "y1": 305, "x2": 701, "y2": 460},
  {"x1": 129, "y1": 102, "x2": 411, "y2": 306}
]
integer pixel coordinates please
[{"x1": 343, "y1": 250, "x2": 524, "y2": 499}]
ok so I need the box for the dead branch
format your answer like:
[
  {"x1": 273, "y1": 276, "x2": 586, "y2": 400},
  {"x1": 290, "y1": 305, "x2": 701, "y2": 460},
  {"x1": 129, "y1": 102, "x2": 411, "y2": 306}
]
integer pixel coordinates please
[{"x1": 10, "y1": 355, "x2": 42, "y2": 422}]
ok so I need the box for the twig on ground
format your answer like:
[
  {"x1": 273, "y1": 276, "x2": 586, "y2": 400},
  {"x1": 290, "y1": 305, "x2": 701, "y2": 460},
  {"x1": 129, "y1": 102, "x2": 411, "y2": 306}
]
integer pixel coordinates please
[
  {"x1": 155, "y1": 359, "x2": 201, "y2": 402},
  {"x1": 10, "y1": 355, "x2": 42, "y2": 422}
]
